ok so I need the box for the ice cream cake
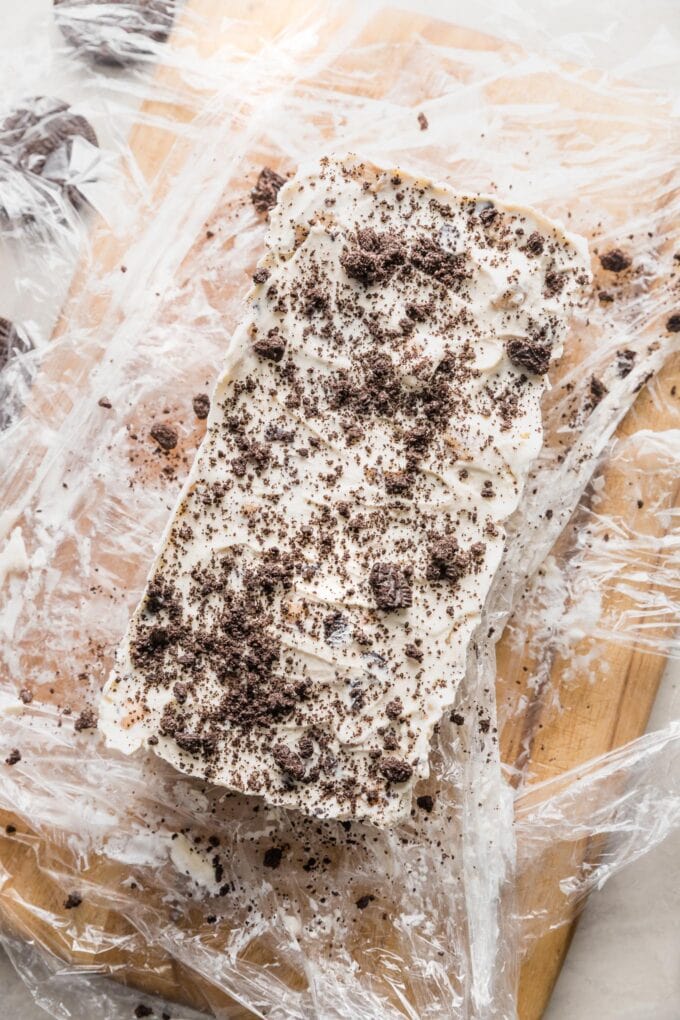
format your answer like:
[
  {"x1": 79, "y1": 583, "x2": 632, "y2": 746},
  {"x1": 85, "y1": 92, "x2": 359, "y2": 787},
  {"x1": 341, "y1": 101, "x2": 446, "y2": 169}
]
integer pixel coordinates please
[{"x1": 100, "y1": 156, "x2": 590, "y2": 825}]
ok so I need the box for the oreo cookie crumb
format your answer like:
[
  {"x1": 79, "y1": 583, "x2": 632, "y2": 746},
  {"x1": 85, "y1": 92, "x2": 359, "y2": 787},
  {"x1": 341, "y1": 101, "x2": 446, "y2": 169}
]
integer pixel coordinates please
[
  {"x1": 506, "y1": 338, "x2": 551, "y2": 375},
  {"x1": 192, "y1": 393, "x2": 210, "y2": 419},
  {"x1": 404, "y1": 644, "x2": 423, "y2": 662},
  {"x1": 98, "y1": 396, "x2": 112, "y2": 409},
  {"x1": 272, "y1": 743, "x2": 305, "y2": 780},
  {"x1": 64, "y1": 892, "x2": 82, "y2": 909},
  {"x1": 369, "y1": 562, "x2": 412, "y2": 610},
  {"x1": 263, "y1": 846, "x2": 283, "y2": 869},
  {"x1": 417, "y1": 111, "x2": 428, "y2": 131},
  {"x1": 74, "y1": 707, "x2": 97, "y2": 731},
  {"x1": 599, "y1": 248, "x2": 631, "y2": 273},
  {"x1": 251, "y1": 166, "x2": 286, "y2": 214},
  {"x1": 253, "y1": 328, "x2": 286, "y2": 363},
  {"x1": 666, "y1": 313, "x2": 680, "y2": 333},
  {"x1": 379, "y1": 757, "x2": 413, "y2": 783},
  {"x1": 150, "y1": 423, "x2": 178, "y2": 451},
  {"x1": 385, "y1": 698, "x2": 403, "y2": 720},
  {"x1": 416, "y1": 794, "x2": 434, "y2": 813},
  {"x1": 5, "y1": 749, "x2": 21, "y2": 766}
]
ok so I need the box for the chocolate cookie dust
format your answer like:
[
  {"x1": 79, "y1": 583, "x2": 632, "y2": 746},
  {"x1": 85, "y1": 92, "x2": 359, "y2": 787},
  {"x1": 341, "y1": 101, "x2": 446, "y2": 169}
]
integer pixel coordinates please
[
  {"x1": 101, "y1": 156, "x2": 589, "y2": 825},
  {"x1": 417, "y1": 111, "x2": 428, "y2": 131},
  {"x1": 0, "y1": 96, "x2": 98, "y2": 212},
  {"x1": 53, "y1": 0, "x2": 175, "y2": 67},
  {"x1": 251, "y1": 166, "x2": 286, "y2": 214}
]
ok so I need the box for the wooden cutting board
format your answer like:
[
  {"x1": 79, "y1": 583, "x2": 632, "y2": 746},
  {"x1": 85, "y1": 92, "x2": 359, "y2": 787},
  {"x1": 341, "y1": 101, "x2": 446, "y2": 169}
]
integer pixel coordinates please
[{"x1": 1, "y1": 3, "x2": 677, "y2": 1018}]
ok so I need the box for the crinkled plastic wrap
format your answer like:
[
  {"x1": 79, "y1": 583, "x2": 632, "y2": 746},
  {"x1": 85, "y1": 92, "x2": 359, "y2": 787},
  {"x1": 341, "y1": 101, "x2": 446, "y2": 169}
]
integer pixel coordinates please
[{"x1": 0, "y1": 2, "x2": 678, "y2": 1017}]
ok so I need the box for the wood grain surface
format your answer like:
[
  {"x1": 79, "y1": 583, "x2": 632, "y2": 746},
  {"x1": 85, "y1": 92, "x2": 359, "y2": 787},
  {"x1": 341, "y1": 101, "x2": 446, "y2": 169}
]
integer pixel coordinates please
[{"x1": 1, "y1": 3, "x2": 677, "y2": 1018}]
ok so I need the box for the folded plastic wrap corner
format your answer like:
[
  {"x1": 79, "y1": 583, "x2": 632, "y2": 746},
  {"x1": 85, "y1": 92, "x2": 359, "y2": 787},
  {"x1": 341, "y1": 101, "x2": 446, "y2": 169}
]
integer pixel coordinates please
[{"x1": 0, "y1": 3, "x2": 679, "y2": 1019}]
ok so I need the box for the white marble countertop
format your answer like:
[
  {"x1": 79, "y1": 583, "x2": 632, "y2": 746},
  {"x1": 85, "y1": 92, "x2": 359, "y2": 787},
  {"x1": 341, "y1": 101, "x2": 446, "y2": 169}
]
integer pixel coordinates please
[{"x1": 0, "y1": 2, "x2": 678, "y2": 1017}]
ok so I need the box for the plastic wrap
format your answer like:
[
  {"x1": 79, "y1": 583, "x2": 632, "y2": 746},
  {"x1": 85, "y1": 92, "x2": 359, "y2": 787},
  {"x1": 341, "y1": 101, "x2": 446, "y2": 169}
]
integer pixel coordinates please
[{"x1": 0, "y1": 2, "x2": 678, "y2": 1017}]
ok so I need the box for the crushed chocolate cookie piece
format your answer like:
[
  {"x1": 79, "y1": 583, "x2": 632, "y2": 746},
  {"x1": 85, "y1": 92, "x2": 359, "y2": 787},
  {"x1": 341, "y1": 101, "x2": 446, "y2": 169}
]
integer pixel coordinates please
[
  {"x1": 343, "y1": 423, "x2": 364, "y2": 445},
  {"x1": 172, "y1": 681, "x2": 187, "y2": 703},
  {"x1": 599, "y1": 248, "x2": 631, "y2": 273},
  {"x1": 405, "y1": 301, "x2": 431, "y2": 322},
  {"x1": 369, "y1": 562, "x2": 412, "y2": 610},
  {"x1": 63, "y1": 892, "x2": 82, "y2": 909},
  {"x1": 272, "y1": 743, "x2": 305, "y2": 781},
  {"x1": 252, "y1": 268, "x2": 270, "y2": 285},
  {"x1": 5, "y1": 824, "x2": 16, "y2": 834},
  {"x1": 379, "y1": 757, "x2": 413, "y2": 783},
  {"x1": 598, "y1": 290, "x2": 614, "y2": 303},
  {"x1": 97, "y1": 396, "x2": 112, "y2": 409},
  {"x1": 19, "y1": 688, "x2": 33, "y2": 704},
  {"x1": 251, "y1": 166, "x2": 286, "y2": 214},
  {"x1": 410, "y1": 236, "x2": 469, "y2": 288},
  {"x1": 426, "y1": 536, "x2": 470, "y2": 584},
  {"x1": 150, "y1": 423, "x2": 178, "y2": 451},
  {"x1": 385, "y1": 698, "x2": 403, "y2": 720},
  {"x1": 481, "y1": 480, "x2": 495, "y2": 498},
  {"x1": 404, "y1": 643, "x2": 423, "y2": 662},
  {"x1": 297, "y1": 734, "x2": 314, "y2": 759},
  {"x1": 133, "y1": 1006, "x2": 153, "y2": 1019},
  {"x1": 264, "y1": 424, "x2": 294, "y2": 443},
  {"x1": 356, "y1": 894, "x2": 375, "y2": 909},
  {"x1": 340, "y1": 227, "x2": 406, "y2": 286},
  {"x1": 253, "y1": 327, "x2": 286, "y2": 362},
  {"x1": 323, "y1": 611, "x2": 348, "y2": 645},
  {"x1": 192, "y1": 393, "x2": 210, "y2": 419},
  {"x1": 416, "y1": 794, "x2": 434, "y2": 813},
  {"x1": 5, "y1": 749, "x2": 21, "y2": 766},
  {"x1": 589, "y1": 376, "x2": 607, "y2": 404},
  {"x1": 74, "y1": 707, "x2": 97, "y2": 731},
  {"x1": 384, "y1": 470, "x2": 413, "y2": 495},
  {"x1": 544, "y1": 270, "x2": 566, "y2": 296},
  {"x1": 524, "y1": 231, "x2": 545, "y2": 256},
  {"x1": 450, "y1": 712, "x2": 465, "y2": 726},
  {"x1": 506, "y1": 338, "x2": 551, "y2": 375},
  {"x1": 666, "y1": 313, "x2": 680, "y2": 333},
  {"x1": 616, "y1": 349, "x2": 636, "y2": 377},
  {"x1": 263, "y1": 846, "x2": 283, "y2": 869},
  {"x1": 478, "y1": 202, "x2": 498, "y2": 227},
  {"x1": 417, "y1": 111, "x2": 428, "y2": 131}
]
